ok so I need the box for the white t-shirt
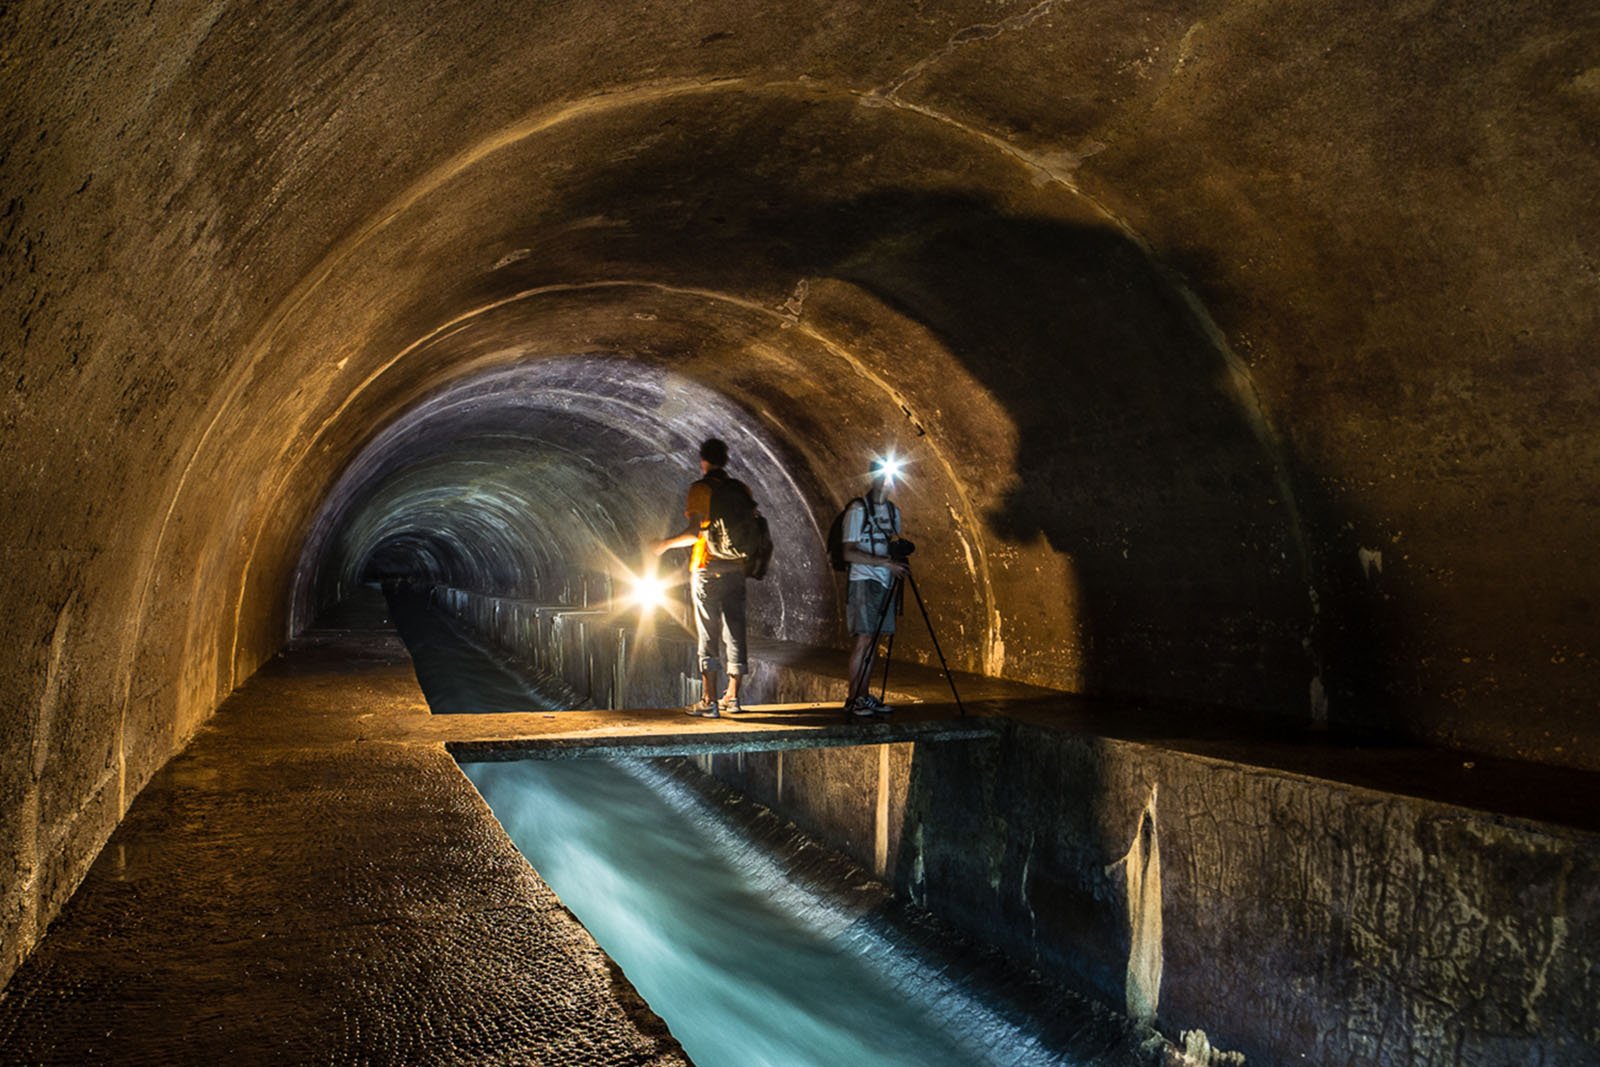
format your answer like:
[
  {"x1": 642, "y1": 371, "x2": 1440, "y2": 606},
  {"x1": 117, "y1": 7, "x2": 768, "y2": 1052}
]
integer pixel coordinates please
[{"x1": 843, "y1": 497, "x2": 901, "y2": 586}]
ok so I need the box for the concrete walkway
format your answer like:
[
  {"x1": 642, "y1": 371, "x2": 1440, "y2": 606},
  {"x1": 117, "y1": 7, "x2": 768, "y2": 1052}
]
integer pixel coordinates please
[{"x1": 0, "y1": 626, "x2": 695, "y2": 1066}]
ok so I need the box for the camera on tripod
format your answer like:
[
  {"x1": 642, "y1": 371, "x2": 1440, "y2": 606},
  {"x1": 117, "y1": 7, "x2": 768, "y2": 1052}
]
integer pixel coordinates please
[{"x1": 848, "y1": 531, "x2": 965, "y2": 718}]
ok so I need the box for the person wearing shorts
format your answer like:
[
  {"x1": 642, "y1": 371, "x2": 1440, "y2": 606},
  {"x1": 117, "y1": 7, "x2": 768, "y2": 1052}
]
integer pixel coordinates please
[{"x1": 841, "y1": 460, "x2": 908, "y2": 717}]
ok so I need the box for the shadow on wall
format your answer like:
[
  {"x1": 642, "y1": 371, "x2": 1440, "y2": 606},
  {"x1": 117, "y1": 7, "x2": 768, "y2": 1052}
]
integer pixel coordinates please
[
  {"x1": 501, "y1": 160, "x2": 1392, "y2": 725},
  {"x1": 805, "y1": 193, "x2": 1397, "y2": 733}
]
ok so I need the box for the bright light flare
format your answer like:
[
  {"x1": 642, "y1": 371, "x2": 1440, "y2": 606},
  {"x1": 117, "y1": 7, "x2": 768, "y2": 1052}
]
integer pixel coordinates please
[
  {"x1": 872, "y1": 452, "x2": 909, "y2": 486},
  {"x1": 628, "y1": 573, "x2": 672, "y2": 611}
]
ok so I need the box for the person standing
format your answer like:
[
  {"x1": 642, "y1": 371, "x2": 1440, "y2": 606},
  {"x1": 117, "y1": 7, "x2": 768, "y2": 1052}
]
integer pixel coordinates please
[
  {"x1": 654, "y1": 438, "x2": 752, "y2": 717},
  {"x1": 841, "y1": 460, "x2": 910, "y2": 717}
]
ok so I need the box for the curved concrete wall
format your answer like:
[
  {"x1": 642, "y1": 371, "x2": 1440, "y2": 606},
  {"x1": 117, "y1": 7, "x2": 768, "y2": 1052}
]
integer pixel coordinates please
[
  {"x1": 3, "y1": 1, "x2": 1595, "y2": 981},
  {"x1": 293, "y1": 357, "x2": 841, "y2": 647}
]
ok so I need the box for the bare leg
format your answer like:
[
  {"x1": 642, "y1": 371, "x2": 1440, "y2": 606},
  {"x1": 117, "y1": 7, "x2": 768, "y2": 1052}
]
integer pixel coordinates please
[
  {"x1": 847, "y1": 632, "x2": 876, "y2": 703},
  {"x1": 700, "y1": 670, "x2": 717, "y2": 705},
  {"x1": 724, "y1": 674, "x2": 742, "y2": 703}
]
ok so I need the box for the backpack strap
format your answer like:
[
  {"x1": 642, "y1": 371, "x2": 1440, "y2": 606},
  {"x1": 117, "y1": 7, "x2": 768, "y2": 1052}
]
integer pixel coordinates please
[{"x1": 859, "y1": 497, "x2": 895, "y2": 550}]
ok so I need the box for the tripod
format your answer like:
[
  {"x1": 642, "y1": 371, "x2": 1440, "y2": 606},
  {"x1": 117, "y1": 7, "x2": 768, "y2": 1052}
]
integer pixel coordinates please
[{"x1": 847, "y1": 566, "x2": 967, "y2": 718}]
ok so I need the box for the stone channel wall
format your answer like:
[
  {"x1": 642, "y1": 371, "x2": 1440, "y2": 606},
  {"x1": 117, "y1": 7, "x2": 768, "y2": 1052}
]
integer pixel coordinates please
[
  {"x1": 428, "y1": 585, "x2": 677, "y2": 711},
  {"x1": 704, "y1": 731, "x2": 1600, "y2": 1067},
  {"x1": 435, "y1": 585, "x2": 1599, "y2": 1065},
  {"x1": 427, "y1": 584, "x2": 854, "y2": 711}
]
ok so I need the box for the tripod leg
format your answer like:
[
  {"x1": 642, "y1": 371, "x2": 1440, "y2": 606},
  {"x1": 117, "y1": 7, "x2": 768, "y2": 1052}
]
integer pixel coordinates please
[
  {"x1": 905, "y1": 571, "x2": 967, "y2": 717},
  {"x1": 878, "y1": 632, "x2": 894, "y2": 703},
  {"x1": 880, "y1": 577, "x2": 907, "y2": 703}
]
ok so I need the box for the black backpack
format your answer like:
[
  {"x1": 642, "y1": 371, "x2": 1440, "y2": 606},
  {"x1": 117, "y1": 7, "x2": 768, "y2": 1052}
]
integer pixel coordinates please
[
  {"x1": 826, "y1": 497, "x2": 897, "y2": 571},
  {"x1": 704, "y1": 475, "x2": 775, "y2": 580}
]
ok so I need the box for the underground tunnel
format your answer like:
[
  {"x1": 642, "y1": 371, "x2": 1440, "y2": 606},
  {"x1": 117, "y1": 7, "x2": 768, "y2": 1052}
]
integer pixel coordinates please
[{"x1": 2, "y1": 2, "x2": 1598, "y2": 1064}]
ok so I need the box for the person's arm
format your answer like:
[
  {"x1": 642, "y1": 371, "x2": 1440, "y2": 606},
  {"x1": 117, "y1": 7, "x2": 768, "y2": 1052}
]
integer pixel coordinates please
[
  {"x1": 841, "y1": 502, "x2": 909, "y2": 574},
  {"x1": 654, "y1": 523, "x2": 701, "y2": 554},
  {"x1": 843, "y1": 543, "x2": 909, "y2": 574},
  {"x1": 654, "y1": 484, "x2": 708, "y2": 555}
]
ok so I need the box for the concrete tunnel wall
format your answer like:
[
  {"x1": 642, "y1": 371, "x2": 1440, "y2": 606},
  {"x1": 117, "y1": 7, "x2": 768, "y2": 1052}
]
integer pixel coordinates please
[{"x1": 3, "y1": 1, "x2": 1597, "y2": 987}]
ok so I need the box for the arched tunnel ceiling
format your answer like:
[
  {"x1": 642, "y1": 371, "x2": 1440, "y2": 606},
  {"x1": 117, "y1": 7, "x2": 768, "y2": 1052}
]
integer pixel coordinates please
[
  {"x1": 292, "y1": 357, "x2": 843, "y2": 648},
  {"x1": 231, "y1": 84, "x2": 1312, "y2": 728},
  {"x1": 3, "y1": 9, "x2": 1598, "y2": 987}
]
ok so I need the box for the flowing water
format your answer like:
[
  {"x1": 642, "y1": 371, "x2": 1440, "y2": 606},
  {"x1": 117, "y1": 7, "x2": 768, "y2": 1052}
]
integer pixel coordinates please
[
  {"x1": 467, "y1": 755, "x2": 1100, "y2": 1062},
  {"x1": 465, "y1": 758, "x2": 1055, "y2": 1066},
  {"x1": 386, "y1": 588, "x2": 1110, "y2": 1066}
]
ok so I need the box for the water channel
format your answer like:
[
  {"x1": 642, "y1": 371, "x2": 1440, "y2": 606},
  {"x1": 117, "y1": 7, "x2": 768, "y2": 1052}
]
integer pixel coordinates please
[{"x1": 386, "y1": 588, "x2": 1139, "y2": 1066}]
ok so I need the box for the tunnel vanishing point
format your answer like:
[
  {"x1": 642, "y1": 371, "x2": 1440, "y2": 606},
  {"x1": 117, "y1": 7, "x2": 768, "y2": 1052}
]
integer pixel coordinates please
[{"x1": 2, "y1": 2, "x2": 1598, "y2": 1064}]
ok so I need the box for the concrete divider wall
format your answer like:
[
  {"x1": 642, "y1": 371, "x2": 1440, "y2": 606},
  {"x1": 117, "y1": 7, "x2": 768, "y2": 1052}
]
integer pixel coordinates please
[
  {"x1": 431, "y1": 586, "x2": 1598, "y2": 1063},
  {"x1": 704, "y1": 731, "x2": 1600, "y2": 1067},
  {"x1": 427, "y1": 584, "x2": 856, "y2": 711},
  {"x1": 426, "y1": 585, "x2": 685, "y2": 710},
  {"x1": 694, "y1": 743, "x2": 917, "y2": 889}
]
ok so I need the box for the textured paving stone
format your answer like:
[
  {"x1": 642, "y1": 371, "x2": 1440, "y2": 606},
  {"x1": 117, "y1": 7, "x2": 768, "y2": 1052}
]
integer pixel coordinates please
[{"x1": 0, "y1": 629, "x2": 685, "y2": 1066}]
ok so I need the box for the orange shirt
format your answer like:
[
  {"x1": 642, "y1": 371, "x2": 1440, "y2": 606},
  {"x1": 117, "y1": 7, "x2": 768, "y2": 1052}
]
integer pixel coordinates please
[{"x1": 685, "y1": 480, "x2": 713, "y2": 570}]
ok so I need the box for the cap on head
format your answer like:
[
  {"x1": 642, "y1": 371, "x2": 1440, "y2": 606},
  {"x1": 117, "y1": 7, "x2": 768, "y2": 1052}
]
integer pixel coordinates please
[{"x1": 699, "y1": 438, "x2": 729, "y2": 467}]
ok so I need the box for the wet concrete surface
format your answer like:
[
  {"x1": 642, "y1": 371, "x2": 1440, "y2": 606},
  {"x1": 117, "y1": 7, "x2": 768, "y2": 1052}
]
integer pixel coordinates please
[{"x1": 0, "y1": 621, "x2": 686, "y2": 1065}]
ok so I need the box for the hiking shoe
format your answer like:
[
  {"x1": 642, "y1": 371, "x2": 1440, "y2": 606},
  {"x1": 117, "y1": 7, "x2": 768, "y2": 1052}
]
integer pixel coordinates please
[
  {"x1": 686, "y1": 699, "x2": 719, "y2": 718},
  {"x1": 718, "y1": 696, "x2": 745, "y2": 715}
]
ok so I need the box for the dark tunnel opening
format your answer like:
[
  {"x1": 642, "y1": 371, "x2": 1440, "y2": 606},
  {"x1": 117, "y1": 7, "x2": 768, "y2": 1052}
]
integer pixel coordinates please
[{"x1": 294, "y1": 356, "x2": 840, "y2": 652}]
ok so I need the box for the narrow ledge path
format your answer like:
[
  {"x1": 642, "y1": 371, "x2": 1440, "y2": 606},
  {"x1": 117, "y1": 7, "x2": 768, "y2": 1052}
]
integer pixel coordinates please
[{"x1": 0, "y1": 625, "x2": 692, "y2": 1066}]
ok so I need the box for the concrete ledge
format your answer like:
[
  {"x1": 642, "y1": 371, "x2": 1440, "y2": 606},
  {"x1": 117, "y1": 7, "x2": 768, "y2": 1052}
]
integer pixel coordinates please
[
  {"x1": 444, "y1": 711, "x2": 996, "y2": 761},
  {"x1": 428, "y1": 584, "x2": 1600, "y2": 841},
  {"x1": 0, "y1": 632, "x2": 686, "y2": 1065},
  {"x1": 700, "y1": 717, "x2": 1600, "y2": 1066}
]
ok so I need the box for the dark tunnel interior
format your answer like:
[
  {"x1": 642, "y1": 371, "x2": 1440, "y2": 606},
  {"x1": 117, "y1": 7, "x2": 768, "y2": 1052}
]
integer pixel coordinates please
[
  {"x1": 4, "y1": 2, "x2": 1597, "y2": 1062},
  {"x1": 280, "y1": 89, "x2": 1323, "y2": 724}
]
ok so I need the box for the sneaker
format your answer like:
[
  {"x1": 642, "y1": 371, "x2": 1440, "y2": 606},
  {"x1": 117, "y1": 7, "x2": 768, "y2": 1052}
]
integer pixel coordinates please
[
  {"x1": 857, "y1": 693, "x2": 893, "y2": 715},
  {"x1": 686, "y1": 699, "x2": 719, "y2": 718},
  {"x1": 847, "y1": 697, "x2": 878, "y2": 718},
  {"x1": 718, "y1": 696, "x2": 744, "y2": 715}
]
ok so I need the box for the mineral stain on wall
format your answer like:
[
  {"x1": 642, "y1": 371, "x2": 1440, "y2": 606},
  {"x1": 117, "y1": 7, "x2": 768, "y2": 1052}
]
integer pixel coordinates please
[{"x1": 1110, "y1": 784, "x2": 1162, "y2": 1025}]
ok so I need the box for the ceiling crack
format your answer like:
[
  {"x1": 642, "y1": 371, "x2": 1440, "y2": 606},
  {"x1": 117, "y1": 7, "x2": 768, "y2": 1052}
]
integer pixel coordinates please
[{"x1": 876, "y1": 0, "x2": 1062, "y2": 101}]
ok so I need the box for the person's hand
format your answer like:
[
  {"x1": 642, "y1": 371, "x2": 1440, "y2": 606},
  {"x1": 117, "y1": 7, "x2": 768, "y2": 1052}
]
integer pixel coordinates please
[{"x1": 887, "y1": 560, "x2": 911, "y2": 578}]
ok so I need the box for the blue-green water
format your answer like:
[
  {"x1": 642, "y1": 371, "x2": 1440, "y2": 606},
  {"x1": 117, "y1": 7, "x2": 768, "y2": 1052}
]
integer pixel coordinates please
[
  {"x1": 386, "y1": 586, "x2": 1086, "y2": 1065},
  {"x1": 465, "y1": 758, "x2": 1060, "y2": 1067}
]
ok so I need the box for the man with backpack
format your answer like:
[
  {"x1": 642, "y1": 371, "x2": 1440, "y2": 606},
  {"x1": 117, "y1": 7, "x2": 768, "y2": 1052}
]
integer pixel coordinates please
[
  {"x1": 653, "y1": 438, "x2": 766, "y2": 717},
  {"x1": 837, "y1": 459, "x2": 910, "y2": 717}
]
